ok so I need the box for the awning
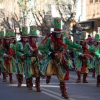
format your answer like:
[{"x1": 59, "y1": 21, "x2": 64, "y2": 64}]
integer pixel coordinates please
[{"x1": 78, "y1": 21, "x2": 94, "y2": 30}]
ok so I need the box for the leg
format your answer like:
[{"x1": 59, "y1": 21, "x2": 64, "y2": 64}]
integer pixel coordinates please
[
  {"x1": 55, "y1": 62, "x2": 69, "y2": 99},
  {"x1": 17, "y1": 74, "x2": 23, "y2": 87},
  {"x1": 76, "y1": 71, "x2": 81, "y2": 83},
  {"x1": 28, "y1": 77, "x2": 33, "y2": 90},
  {"x1": 59, "y1": 82, "x2": 69, "y2": 99},
  {"x1": 83, "y1": 73, "x2": 88, "y2": 83},
  {"x1": 2, "y1": 72, "x2": 7, "y2": 82},
  {"x1": 35, "y1": 77, "x2": 41, "y2": 92},
  {"x1": 92, "y1": 68, "x2": 95, "y2": 77},
  {"x1": 9, "y1": 73, "x2": 13, "y2": 83},
  {"x1": 96, "y1": 75, "x2": 99, "y2": 87},
  {"x1": 26, "y1": 78, "x2": 29, "y2": 87},
  {"x1": 45, "y1": 61, "x2": 54, "y2": 84}
]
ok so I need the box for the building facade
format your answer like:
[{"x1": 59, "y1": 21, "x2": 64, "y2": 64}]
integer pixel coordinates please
[{"x1": 77, "y1": 0, "x2": 100, "y2": 37}]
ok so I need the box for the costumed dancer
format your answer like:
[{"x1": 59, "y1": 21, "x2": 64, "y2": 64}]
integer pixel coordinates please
[
  {"x1": 24, "y1": 25, "x2": 41, "y2": 91},
  {"x1": 91, "y1": 36, "x2": 98, "y2": 78},
  {"x1": 40, "y1": 17, "x2": 69, "y2": 99},
  {"x1": 9, "y1": 29, "x2": 16, "y2": 74},
  {"x1": 0, "y1": 31, "x2": 5, "y2": 77},
  {"x1": 3, "y1": 29, "x2": 14, "y2": 83},
  {"x1": 16, "y1": 26, "x2": 28, "y2": 87},
  {"x1": 64, "y1": 36, "x2": 82, "y2": 77},
  {"x1": 90, "y1": 34, "x2": 100, "y2": 87},
  {"x1": 75, "y1": 32, "x2": 91, "y2": 83}
]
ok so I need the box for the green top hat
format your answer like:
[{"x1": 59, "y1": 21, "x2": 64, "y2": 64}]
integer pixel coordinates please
[
  {"x1": 22, "y1": 26, "x2": 28, "y2": 37},
  {"x1": 53, "y1": 17, "x2": 63, "y2": 33},
  {"x1": 29, "y1": 25, "x2": 38, "y2": 37},
  {"x1": 8, "y1": 29, "x2": 15, "y2": 39},
  {"x1": 94, "y1": 34, "x2": 99, "y2": 41},
  {"x1": 0, "y1": 31, "x2": 4, "y2": 38},
  {"x1": 5, "y1": 29, "x2": 14, "y2": 39}
]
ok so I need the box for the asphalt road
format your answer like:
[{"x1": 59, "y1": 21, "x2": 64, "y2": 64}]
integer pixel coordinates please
[{"x1": 0, "y1": 71, "x2": 100, "y2": 100}]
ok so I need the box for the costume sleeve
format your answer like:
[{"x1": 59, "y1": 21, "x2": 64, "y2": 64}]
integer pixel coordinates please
[
  {"x1": 94, "y1": 46, "x2": 100, "y2": 58},
  {"x1": 88, "y1": 45, "x2": 95, "y2": 53},
  {"x1": 16, "y1": 42, "x2": 24, "y2": 57},
  {"x1": 64, "y1": 37, "x2": 82, "y2": 49},
  {"x1": 24, "y1": 43, "x2": 33, "y2": 56},
  {"x1": 39, "y1": 38, "x2": 51, "y2": 54}
]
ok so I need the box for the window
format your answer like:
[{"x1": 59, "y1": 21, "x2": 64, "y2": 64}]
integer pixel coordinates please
[
  {"x1": 95, "y1": 0, "x2": 98, "y2": 2},
  {"x1": 90, "y1": 0, "x2": 93, "y2": 3}
]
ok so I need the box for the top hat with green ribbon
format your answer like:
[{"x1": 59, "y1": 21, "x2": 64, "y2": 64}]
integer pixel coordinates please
[
  {"x1": 22, "y1": 26, "x2": 28, "y2": 38},
  {"x1": 29, "y1": 25, "x2": 38, "y2": 37},
  {"x1": 0, "y1": 31, "x2": 4, "y2": 38},
  {"x1": 8, "y1": 29, "x2": 15, "y2": 39},
  {"x1": 53, "y1": 17, "x2": 63, "y2": 34},
  {"x1": 5, "y1": 29, "x2": 13, "y2": 39}
]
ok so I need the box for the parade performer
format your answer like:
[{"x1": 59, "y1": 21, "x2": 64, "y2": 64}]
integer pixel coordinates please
[
  {"x1": 9, "y1": 29, "x2": 16, "y2": 73},
  {"x1": 91, "y1": 37, "x2": 98, "y2": 78},
  {"x1": 74, "y1": 32, "x2": 91, "y2": 83},
  {"x1": 16, "y1": 26, "x2": 28, "y2": 87},
  {"x1": 24, "y1": 25, "x2": 42, "y2": 91},
  {"x1": 64, "y1": 36, "x2": 82, "y2": 74},
  {"x1": 3, "y1": 29, "x2": 14, "y2": 83},
  {"x1": 89, "y1": 34, "x2": 100, "y2": 87},
  {"x1": 0, "y1": 31, "x2": 5, "y2": 77},
  {"x1": 40, "y1": 17, "x2": 69, "y2": 99}
]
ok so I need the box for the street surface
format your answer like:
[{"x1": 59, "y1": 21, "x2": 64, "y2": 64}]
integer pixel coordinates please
[{"x1": 0, "y1": 71, "x2": 100, "y2": 100}]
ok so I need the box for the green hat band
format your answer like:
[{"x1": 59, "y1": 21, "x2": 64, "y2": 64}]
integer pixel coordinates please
[
  {"x1": 54, "y1": 18, "x2": 61, "y2": 29},
  {"x1": 30, "y1": 25, "x2": 37, "y2": 35},
  {"x1": 6, "y1": 29, "x2": 14, "y2": 37},
  {"x1": 22, "y1": 27, "x2": 28, "y2": 35}
]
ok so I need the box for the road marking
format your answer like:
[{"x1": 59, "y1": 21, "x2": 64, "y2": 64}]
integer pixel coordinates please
[
  {"x1": 33, "y1": 88, "x2": 75, "y2": 100},
  {"x1": 41, "y1": 88, "x2": 75, "y2": 100}
]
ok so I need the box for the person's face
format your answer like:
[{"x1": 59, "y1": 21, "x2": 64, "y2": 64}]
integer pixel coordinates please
[
  {"x1": 56, "y1": 33, "x2": 62, "y2": 38},
  {"x1": 32, "y1": 37, "x2": 36, "y2": 42},
  {"x1": 23, "y1": 37, "x2": 28, "y2": 41}
]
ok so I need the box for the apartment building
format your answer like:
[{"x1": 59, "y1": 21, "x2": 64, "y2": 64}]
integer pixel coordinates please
[{"x1": 78, "y1": 0, "x2": 100, "y2": 36}]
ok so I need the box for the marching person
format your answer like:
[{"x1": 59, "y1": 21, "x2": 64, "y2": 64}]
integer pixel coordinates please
[
  {"x1": 16, "y1": 27, "x2": 28, "y2": 87},
  {"x1": 3, "y1": 29, "x2": 14, "y2": 83},
  {"x1": 89, "y1": 34, "x2": 100, "y2": 87},
  {"x1": 0, "y1": 31, "x2": 5, "y2": 79},
  {"x1": 24, "y1": 25, "x2": 42, "y2": 91},
  {"x1": 40, "y1": 17, "x2": 69, "y2": 99},
  {"x1": 74, "y1": 32, "x2": 91, "y2": 83}
]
